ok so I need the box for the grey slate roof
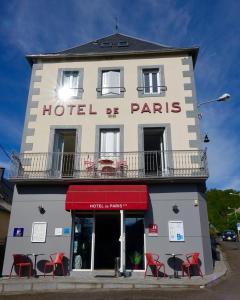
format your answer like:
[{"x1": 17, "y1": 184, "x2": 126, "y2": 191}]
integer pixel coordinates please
[{"x1": 26, "y1": 33, "x2": 199, "y2": 65}]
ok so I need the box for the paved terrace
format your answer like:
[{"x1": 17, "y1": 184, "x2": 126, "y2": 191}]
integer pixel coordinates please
[{"x1": 0, "y1": 257, "x2": 227, "y2": 294}]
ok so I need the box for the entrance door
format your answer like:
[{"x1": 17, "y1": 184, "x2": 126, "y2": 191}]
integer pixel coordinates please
[
  {"x1": 143, "y1": 128, "x2": 164, "y2": 176},
  {"x1": 94, "y1": 214, "x2": 120, "y2": 269},
  {"x1": 125, "y1": 214, "x2": 144, "y2": 270},
  {"x1": 52, "y1": 129, "x2": 76, "y2": 177}
]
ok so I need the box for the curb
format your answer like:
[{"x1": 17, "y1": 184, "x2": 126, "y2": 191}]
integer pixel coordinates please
[
  {"x1": 0, "y1": 281, "x2": 204, "y2": 295},
  {"x1": 0, "y1": 255, "x2": 229, "y2": 295}
]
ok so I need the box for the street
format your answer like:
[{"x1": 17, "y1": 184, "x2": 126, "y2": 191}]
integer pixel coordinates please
[{"x1": 0, "y1": 241, "x2": 239, "y2": 300}]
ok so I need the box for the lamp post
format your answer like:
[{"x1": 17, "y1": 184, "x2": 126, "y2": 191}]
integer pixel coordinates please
[
  {"x1": 197, "y1": 93, "x2": 230, "y2": 108},
  {"x1": 197, "y1": 93, "x2": 231, "y2": 143}
]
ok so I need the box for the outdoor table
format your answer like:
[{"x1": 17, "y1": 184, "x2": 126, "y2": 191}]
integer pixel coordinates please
[
  {"x1": 98, "y1": 159, "x2": 114, "y2": 165},
  {"x1": 165, "y1": 253, "x2": 183, "y2": 278},
  {"x1": 26, "y1": 253, "x2": 45, "y2": 277},
  {"x1": 99, "y1": 159, "x2": 115, "y2": 176}
]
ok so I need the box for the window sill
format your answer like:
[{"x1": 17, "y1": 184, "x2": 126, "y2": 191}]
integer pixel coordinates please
[
  {"x1": 138, "y1": 92, "x2": 166, "y2": 98},
  {"x1": 97, "y1": 93, "x2": 125, "y2": 99}
]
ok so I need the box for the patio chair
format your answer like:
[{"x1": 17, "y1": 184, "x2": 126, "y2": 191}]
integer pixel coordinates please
[
  {"x1": 44, "y1": 252, "x2": 65, "y2": 278},
  {"x1": 116, "y1": 160, "x2": 128, "y2": 176},
  {"x1": 145, "y1": 252, "x2": 167, "y2": 278},
  {"x1": 9, "y1": 254, "x2": 32, "y2": 278},
  {"x1": 84, "y1": 160, "x2": 97, "y2": 177},
  {"x1": 181, "y1": 252, "x2": 203, "y2": 279}
]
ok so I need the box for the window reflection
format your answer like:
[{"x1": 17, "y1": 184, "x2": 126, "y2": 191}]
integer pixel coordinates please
[
  {"x1": 125, "y1": 214, "x2": 144, "y2": 270},
  {"x1": 72, "y1": 215, "x2": 93, "y2": 269}
]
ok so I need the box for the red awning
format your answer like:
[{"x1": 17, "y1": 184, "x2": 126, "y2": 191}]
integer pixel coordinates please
[{"x1": 65, "y1": 185, "x2": 148, "y2": 211}]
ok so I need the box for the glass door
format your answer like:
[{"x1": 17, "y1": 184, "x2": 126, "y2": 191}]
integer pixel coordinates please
[
  {"x1": 52, "y1": 131, "x2": 64, "y2": 177},
  {"x1": 125, "y1": 214, "x2": 145, "y2": 270},
  {"x1": 72, "y1": 215, "x2": 93, "y2": 270},
  {"x1": 94, "y1": 213, "x2": 120, "y2": 269},
  {"x1": 143, "y1": 128, "x2": 164, "y2": 176},
  {"x1": 52, "y1": 129, "x2": 76, "y2": 177}
]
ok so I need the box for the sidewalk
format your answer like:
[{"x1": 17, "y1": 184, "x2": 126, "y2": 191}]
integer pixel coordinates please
[{"x1": 0, "y1": 258, "x2": 227, "y2": 294}]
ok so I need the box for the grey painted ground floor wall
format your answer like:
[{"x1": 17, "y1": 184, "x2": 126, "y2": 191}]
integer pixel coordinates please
[{"x1": 2, "y1": 182, "x2": 213, "y2": 276}]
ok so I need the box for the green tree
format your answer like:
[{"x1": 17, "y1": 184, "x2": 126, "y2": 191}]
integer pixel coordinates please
[{"x1": 206, "y1": 189, "x2": 240, "y2": 232}]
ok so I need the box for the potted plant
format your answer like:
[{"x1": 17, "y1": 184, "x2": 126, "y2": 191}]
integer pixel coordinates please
[{"x1": 129, "y1": 251, "x2": 142, "y2": 269}]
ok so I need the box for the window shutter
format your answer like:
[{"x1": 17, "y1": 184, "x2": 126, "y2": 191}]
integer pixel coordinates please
[
  {"x1": 143, "y1": 72, "x2": 150, "y2": 93},
  {"x1": 100, "y1": 129, "x2": 120, "y2": 157},
  {"x1": 71, "y1": 72, "x2": 79, "y2": 96},
  {"x1": 110, "y1": 71, "x2": 120, "y2": 95},
  {"x1": 62, "y1": 71, "x2": 79, "y2": 97},
  {"x1": 102, "y1": 70, "x2": 120, "y2": 95},
  {"x1": 102, "y1": 71, "x2": 110, "y2": 95},
  {"x1": 152, "y1": 72, "x2": 158, "y2": 93}
]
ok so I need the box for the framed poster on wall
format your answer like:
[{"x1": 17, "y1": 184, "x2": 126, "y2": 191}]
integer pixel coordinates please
[
  {"x1": 168, "y1": 221, "x2": 184, "y2": 242},
  {"x1": 31, "y1": 222, "x2": 47, "y2": 243}
]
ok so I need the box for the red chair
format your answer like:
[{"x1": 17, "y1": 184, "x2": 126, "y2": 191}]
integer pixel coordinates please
[
  {"x1": 181, "y1": 252, "x2": 203, "y2": 279},
  {"x1": 44, "y1": 252, "x2": 65, "y2": 278},
  {"x1": 9, "y1": 254, "x2": 32, "y2": 278},
  {"x1": 145, "y1": 253, "x2": 167, "y2": 278},
  {"x1": 116, "y1": 160, "x2": 128, "y2": 176},
  {"x1": 84, "y1": 160, "x2": 96, "y2": 176}
]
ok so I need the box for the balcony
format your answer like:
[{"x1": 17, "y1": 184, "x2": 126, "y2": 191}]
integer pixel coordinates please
[{"x1": 9, "y1": 150, "x2": 208, "y2": 182}]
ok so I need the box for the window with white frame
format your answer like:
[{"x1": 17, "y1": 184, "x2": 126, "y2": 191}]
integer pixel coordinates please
[
  {"x1": 101, "y1": 70, "x2": 120, "y2": 95},
  {"x1": 97, "y1": 67, "x2": 124, "y2": 98},
  {"x1": 137, "y1": 65, "x2": 166, "y2": 97},
  {"x1": 100, "y1": 129, "x2": 120, "y2": 157},
  {"x1": 61, "y1": 70, "x2": 80, "y2": 97},
  {"x1": 57, "y1": 69, "x2": 83, "y2": 100},
  {"x1": 142, "y1": 68, "x2": 160, "y2": 94}
]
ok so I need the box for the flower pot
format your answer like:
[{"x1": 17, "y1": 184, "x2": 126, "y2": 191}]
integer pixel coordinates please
[{"x1": 133, "y1": 264, "x2": 140, "y2": 270}]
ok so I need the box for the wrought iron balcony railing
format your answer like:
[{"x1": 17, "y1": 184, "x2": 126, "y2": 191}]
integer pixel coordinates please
[{"x1": 9, "y1": 150, "x2": 208, "y2": 180}]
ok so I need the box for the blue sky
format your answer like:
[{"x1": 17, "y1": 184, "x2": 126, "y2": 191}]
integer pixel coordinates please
[{"x1": 0, "y1": 0, "x2": 239, "y2": 190}]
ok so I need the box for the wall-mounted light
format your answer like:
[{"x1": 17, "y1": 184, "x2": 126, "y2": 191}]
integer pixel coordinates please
[
  {"x1": 204, "y1": 134, "x2": 210, "y2": 143},
  {"x1": 194, "y1": 199, "x2": 199, "y2": 206},
  {"x1": 38, "y1": 205, "x2": 46, "y2": 215},
  {"x1": 172, "y1": 204, "x2": 179, "y2": 214}
]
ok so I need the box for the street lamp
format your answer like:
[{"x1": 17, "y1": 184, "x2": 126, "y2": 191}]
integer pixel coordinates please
[
  {"x1": 197, "y1": 93, "x2": 230, "y2": 108},
  {"x1": 198, "y1": 93, "x2": 231, "y2": 142}
]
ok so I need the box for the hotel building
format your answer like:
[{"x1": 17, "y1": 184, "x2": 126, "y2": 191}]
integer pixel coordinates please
[{"x1": 3, "y1": 33, "x2": 213, "y2": 276}]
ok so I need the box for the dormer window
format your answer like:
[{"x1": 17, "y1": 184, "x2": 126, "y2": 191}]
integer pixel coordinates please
[
  {"x1": 100, "y1": 42, "x2": 113, "y2": 48},
  {"x1": 117, "y1": 41, "x2": 129, "y2": 47}
]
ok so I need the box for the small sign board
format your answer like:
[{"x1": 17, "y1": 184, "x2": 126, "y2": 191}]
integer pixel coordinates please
[
  {"x1": 63, "y1": 227, "x2": 70, "y2": 235},
  {"x1": 13, "y1": 228, "x2": 24, "y2": 237},
  {"x1": 237, "y1": 223, "x2": 240, "y2": 230},
  {"x1": 168, "y1": 221, "x2": 185, "y2": 242},
  {"x1": 31, "y1": 222, "x2": 47, "y2": 243},
  {"x1": 54, "y1": 228, "x2": 62, "y2": 236},
  {"x1": 148, "y1": 224, "x2": 158, "y2": 236}
]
